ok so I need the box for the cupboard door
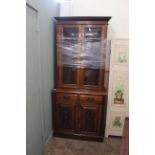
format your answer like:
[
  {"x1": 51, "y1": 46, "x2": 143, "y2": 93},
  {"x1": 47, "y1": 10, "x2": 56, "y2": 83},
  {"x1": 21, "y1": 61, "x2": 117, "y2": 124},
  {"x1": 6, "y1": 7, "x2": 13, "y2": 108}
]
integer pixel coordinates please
[
  {"x1": 56, "y1": 93, "x2": 77, "y2": 132},
  {"x1": 79, "y1": 95, "x2": 103, "y2": 135},
  {"x1": 58, "y1": 104, "x2": 76, "y2": 131},
  {"x1": 80, "y1": 25, "x2": 105, "y2": 89},
  {"x1": 79, "y1": 106, "x2": 98, "y2": 133},
  {"x1": 57, "y1": 25, "x2": 81, "y2": 88}
]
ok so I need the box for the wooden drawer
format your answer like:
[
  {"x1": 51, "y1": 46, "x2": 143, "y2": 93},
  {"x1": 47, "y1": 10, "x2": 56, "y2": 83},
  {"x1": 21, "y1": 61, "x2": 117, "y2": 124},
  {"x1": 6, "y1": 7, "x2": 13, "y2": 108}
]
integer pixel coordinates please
[
  {"x1": 56, "y1": 93, "x2": 78, "y2": 104},
  {"x1": 79, "y1": 95, "x2": 103, "y2": 104}
]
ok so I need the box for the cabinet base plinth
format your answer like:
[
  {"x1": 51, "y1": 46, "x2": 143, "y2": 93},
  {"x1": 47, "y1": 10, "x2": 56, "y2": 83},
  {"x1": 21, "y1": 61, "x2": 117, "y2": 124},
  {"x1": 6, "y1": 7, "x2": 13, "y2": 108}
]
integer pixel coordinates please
[{"x1": 53, "y1": 131, "x2": 103, "y2": 142}]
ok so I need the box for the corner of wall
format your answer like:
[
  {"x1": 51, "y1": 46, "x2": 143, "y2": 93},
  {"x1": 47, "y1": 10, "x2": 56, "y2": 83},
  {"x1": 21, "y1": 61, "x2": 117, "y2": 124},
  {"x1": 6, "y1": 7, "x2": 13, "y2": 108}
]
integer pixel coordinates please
[{"x1": 44, "y1": 129, "x2": 53, "y2": 147}]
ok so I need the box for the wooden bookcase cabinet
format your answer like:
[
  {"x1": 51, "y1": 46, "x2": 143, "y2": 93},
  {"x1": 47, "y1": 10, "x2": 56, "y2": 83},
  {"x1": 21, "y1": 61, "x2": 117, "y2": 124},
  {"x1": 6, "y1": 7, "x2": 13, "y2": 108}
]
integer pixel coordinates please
[{"x1": 52, "y1": 17, "x2": 111, "y2": 141}]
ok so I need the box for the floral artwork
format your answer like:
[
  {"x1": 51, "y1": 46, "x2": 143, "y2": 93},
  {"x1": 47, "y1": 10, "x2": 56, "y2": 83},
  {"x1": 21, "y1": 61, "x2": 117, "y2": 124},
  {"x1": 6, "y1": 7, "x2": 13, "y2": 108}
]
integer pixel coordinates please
[
  {"x1": 113, "y1": 116, "x2": 122, "y2": 128},
  {"x1": 117, "y1": 52, "x2": 127, "y2": 63},
  {"x1": 114, "y1": 74, "x2": 125, "y2": 104},
  {"x1": 114, "y1": 89, "x2": 124, "y2": 104},
  {"x1": 109, "y1": 111, "x2": 125, "y2": 131},
  {"x1": 113, "y1": 43, "x2": 128, "y2": 66}
]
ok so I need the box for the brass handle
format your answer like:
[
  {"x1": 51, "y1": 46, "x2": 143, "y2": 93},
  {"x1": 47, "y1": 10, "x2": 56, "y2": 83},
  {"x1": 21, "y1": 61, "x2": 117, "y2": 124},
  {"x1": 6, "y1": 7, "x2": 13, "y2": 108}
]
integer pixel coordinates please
[{"x1": 87, "y1": 96, "x2": 94, "y2": 102}]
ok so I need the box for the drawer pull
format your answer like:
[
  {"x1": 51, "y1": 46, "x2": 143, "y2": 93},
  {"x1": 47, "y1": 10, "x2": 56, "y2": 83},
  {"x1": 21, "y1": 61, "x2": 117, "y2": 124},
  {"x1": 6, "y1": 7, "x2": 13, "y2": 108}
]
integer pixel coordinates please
[
  {"x1": 87, "y1": 96, "x2": 94, "y2": 102},
  {"x1": 63, "y1": 95, "x2": 69, "y2": 101}
]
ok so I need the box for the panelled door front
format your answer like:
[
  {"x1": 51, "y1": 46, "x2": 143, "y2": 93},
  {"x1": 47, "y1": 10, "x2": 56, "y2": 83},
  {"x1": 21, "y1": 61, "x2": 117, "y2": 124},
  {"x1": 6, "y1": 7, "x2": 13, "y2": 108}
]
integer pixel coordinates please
[
  {"x1": 78, "y1": 95, "x2": 103, "y2": 135},
  {"x1": 55, "y1": 93, "x2": 77, "y2": 132}
]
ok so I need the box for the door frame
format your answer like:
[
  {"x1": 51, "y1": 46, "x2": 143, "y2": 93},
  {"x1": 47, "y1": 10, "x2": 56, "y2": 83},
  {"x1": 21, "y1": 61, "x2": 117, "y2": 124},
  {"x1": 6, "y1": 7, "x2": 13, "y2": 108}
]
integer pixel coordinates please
[{"x1": 26, "y1": 0, "x2": 45, "y2": 148}]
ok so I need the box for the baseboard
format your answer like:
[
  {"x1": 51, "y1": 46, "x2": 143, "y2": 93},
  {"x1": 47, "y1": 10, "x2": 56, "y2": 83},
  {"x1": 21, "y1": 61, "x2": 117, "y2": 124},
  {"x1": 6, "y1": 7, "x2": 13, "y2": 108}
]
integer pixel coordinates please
[{"x1": 53, "y1": 131, "x2": 103, "y2": 142}]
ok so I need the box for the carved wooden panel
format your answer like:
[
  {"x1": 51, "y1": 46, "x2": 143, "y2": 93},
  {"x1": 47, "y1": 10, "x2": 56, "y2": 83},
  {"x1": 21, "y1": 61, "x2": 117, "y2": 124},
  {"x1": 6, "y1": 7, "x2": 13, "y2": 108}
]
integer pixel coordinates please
[
  {"x1": 84, "y1": 109, "x2": 96, "y2": 132},
  {"x1": 60, "y1": 106, "x2": 72, "y2": 129},
  {"x1": 58, "y1": 104, "x2": 76, "y2": 131},
  {"x1": 79, "y1": 105, "x2": 99, "y2": 133}
]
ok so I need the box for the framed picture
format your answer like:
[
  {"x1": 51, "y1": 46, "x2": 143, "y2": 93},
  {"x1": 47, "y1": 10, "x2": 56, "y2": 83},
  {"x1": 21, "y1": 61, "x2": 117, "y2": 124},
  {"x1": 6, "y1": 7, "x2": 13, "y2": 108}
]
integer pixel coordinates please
[
  {"x1": 106, "y1": 39, "x2": 129, "y2": 137},
  {"x1": 110, "y1": 69, "x2": 128, "y2": 107},
  {"x1": 111, "y1": 39, "x2": 129, "y2": 66},
  {"x1": 109, "y1": 111, "x2": 126, "y2": 131}
]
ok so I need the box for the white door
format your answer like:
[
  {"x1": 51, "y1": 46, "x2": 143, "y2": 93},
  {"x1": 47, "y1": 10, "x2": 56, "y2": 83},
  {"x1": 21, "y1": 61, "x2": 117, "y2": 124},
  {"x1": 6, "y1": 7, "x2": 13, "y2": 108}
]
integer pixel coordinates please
[{"x1": 26, "y1": 4, "x2": 43, "y2": 155}]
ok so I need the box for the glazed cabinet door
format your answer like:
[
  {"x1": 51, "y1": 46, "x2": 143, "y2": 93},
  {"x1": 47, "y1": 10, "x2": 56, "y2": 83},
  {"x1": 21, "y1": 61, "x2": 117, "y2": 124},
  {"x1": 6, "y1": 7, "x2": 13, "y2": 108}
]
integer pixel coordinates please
[
  {"x1": 80, "y1": 25, "x2": 107, "y2": 89},
  {"x1": 56, "y1": 25, "x2": 81, "y2": 88},
  {"x1": 78, "y1": 95, "x2": 103, "y2": 135},
  {"x1": 55, "y1": 93, "x2": 78, "y2": 132}
]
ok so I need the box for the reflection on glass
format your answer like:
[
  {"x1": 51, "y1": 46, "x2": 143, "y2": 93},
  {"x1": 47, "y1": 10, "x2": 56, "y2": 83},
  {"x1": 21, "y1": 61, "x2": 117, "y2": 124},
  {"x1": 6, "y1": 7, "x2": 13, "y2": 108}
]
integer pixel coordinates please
[
  {"x1": 63, "y1": 27, "x2": 79, "y2": 65},
  {"x1": 62, "y1": 27, "x2": 79, "y2": 84},
  {"x1": 84, "y1": 68, "x2": 99, "y2": 85},
  {"x1": 82, "y1": 27, "x2": 101, "y2": 69},
  {"x1": 85, "y1": 27, "x2": 101, "y2": 39},
  {"x1": 63, "y1": 27, "x2": 78, "y2": 41}
]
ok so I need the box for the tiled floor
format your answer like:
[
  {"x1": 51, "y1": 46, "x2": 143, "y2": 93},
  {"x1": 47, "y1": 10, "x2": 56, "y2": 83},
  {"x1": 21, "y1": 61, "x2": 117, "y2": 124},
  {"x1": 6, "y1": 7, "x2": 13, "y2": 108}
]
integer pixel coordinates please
[{"x1": 43, "y1": 137, "x2": 122, "y2": 155}]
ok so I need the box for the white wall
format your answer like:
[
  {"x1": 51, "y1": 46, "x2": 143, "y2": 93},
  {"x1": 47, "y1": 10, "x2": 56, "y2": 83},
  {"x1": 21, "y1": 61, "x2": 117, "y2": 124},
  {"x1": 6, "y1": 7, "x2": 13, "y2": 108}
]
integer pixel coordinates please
[
  {"x1": 60, "y1": 0, "x2": 129, "y2": 39},
  {"x1": 59, "y1": 1, "x2": 73, "y2": 16}
]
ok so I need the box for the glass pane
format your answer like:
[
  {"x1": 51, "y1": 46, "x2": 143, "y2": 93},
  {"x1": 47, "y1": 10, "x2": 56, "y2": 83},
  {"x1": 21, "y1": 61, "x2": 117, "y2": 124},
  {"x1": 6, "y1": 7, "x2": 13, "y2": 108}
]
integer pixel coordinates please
[
  {"x1": 63, "y1": 27, "x2": 79, "y2": 65},
  {"x1": 62, "y1": 27, "x2": 79, "y2": 85},
  {"x1": 82, "y1": 27, "x2": 101, "y2": 69},
  {"x1": 63, "y1": 27, "x2": 78, "y2": 41},
  {"x1": 63, "y1": 66, "x2": 77, "y2": 84},
  {"x1": 83, "y1": 68, "x2": 99, "y2": 85},
  {"x1": 85, "y1": 27, "x2": 101, "y2": 39},
  {"x1": 82, "y1": 27, "x2": 101, "y2": 86}
]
